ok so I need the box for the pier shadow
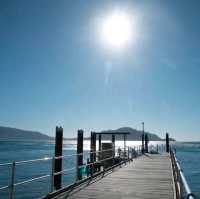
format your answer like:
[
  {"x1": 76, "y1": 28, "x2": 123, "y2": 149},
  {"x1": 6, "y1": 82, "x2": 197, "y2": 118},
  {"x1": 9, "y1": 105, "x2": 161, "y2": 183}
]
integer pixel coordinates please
[
  {"x1": 62, "y1": 167, "x2": 120, "y2": 198},
  {"x1": 144, "y1": 153, "x2": 153, "y2": 159}
]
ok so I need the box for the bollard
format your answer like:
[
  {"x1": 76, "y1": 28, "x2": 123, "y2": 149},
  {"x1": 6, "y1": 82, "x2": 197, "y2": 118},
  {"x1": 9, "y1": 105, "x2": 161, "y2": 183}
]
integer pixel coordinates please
[
  {"x1": 142, "y1": 134, "x2": 145, "y2": 154},
  {"x1": 90, "y1": 132, "x2": 96, "y2": 175},
  {"x1": 128, "y1": 147, "x2": 130, "y2": 161},
  {"x1": 166, "y1": 133, "x2": 169, "y2": 153},
  {"x1": 123, "y1": 134, "x2": 126, "y2": 163},
  {"x1": 98, "y1": 134, "x2": 102, "y2": 160},
  {"x1": 77, "y1": 129, "x2": 83, "y2": 181},
  {"x1": 112, "y1": 135, "x2": 115, "y2": 166},
  {"x1": 145, "y1": 134, "x2": 149, "y2": 153},
  {"x1": 54, "y1": 126, "x2": 63, "y2": 190}
]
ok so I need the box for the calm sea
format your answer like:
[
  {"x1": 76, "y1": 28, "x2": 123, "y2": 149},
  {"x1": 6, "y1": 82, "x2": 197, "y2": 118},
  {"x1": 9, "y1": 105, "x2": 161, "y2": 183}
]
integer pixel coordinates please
[{"x1": 0, "y1": 140, "x2": 199, "y2": 199}]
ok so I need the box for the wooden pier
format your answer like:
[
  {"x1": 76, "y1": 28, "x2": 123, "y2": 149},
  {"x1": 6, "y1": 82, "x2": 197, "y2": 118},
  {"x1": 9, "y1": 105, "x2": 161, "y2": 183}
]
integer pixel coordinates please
[
  {"x1": 53, "y1": 153, "x2": 175, "y2": 199},
  {"x1": 0, "y1": 129, "x2": 194, "y2": 199}
]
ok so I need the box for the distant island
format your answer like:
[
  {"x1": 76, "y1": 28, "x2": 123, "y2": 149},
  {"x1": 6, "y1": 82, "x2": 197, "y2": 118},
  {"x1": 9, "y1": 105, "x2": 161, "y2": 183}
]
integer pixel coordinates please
[
  {"x1": 0, "y1": 126, "x2": 175, "y2": 141},
  {"x1": 0, "y1": 126, "x2": 51, "y2": 140}
]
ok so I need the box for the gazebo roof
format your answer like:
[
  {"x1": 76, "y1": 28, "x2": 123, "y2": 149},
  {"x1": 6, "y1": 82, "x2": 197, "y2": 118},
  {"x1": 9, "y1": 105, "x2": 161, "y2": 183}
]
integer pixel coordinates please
[{"x1": 94, "y1": 132, "x2": 130, "y2": 135}]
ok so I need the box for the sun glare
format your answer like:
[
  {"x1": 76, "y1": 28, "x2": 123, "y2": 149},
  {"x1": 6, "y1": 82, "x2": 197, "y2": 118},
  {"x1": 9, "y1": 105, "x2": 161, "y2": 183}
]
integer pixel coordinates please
[{"x1": 101, "y1": 11, "x2": 133, "y2": 49}]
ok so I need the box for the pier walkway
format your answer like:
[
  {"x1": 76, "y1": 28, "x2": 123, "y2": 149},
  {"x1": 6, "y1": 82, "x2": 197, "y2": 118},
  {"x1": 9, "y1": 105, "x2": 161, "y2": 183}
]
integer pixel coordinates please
[{"x1": 54, "y1": 153, "x2": 175, "y2": 199}]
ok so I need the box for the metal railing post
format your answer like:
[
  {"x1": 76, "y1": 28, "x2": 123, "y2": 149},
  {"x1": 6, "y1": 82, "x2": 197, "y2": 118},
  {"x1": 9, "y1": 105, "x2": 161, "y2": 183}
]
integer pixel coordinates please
[
  {"x1": 51, "y1": 157, "x2": 55, "y2": 192},
  {"x1": 9, "y1": 161, "x2": 16, "y2": 199}
]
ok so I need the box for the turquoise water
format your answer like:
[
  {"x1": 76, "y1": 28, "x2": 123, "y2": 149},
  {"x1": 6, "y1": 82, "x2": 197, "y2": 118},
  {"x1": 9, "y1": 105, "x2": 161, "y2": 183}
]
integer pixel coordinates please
[
  {"x1": 175, "y1": 142, "x2": 200, "y2": 198},
  {"x1": 0, "y1": 140, "x2": 199, "y2": 199},
  {"x1": 0, "y1": 140, "x2": 77, "y2": 199}
]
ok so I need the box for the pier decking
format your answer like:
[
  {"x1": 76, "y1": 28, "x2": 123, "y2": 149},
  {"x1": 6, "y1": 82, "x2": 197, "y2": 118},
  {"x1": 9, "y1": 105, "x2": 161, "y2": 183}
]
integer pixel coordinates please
[{"x1": 53, "y1": 153, "x2": 175, "y2": 199}]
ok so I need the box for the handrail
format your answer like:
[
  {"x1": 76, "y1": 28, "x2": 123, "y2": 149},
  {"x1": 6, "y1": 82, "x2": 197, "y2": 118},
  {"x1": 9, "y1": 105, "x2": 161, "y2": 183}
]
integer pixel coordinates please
[
  {"x1": 0, "y1": 145, "x2": 143, "y2": 167},
  {"x1": 0, "y1": 146, "x2": 139, "y2": 199},
  {"x1": 0, "y1": 148, "x2": 115, "y2": 166},
  {"x1": 170, "y1": 150, "x2": 195, "y2": 199},
  {"x1": 14, "y1": 174, "x2": 50, "y2": 187}
]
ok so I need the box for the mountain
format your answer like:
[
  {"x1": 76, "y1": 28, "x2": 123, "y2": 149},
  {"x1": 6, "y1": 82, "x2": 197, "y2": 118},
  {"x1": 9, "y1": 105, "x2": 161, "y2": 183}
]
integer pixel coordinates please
[
  {"x1": 66, "y1": 127, "x2": 175, "y2": 141},
  {"x1": 0, "y1": 126, "x2": 175, "y2": 141},
  {"x1": 99, "y1": 127, "x2": 165, "y2": 141},
  {"x1": 0, "y1": 126, "x2": 51, "y2": 140}
]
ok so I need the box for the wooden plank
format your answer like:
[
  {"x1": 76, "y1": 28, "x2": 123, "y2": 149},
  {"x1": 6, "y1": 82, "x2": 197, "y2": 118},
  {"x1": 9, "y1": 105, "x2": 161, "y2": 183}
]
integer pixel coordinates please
[{"x1": 54, "y1": 153, "x2": 175, "y2": 199}]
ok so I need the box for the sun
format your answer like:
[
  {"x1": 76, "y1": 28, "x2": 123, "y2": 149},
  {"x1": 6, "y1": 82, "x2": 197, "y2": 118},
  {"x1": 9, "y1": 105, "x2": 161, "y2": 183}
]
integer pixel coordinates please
[{"x1": 101, "y1": 11, "x2": 133, "y2": 49}]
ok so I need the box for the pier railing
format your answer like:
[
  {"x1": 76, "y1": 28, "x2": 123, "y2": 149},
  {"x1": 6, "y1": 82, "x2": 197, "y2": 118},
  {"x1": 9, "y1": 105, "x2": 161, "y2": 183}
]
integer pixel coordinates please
[
  {"x1": 0, "y1": 145, "x2": 142, "y2": 199},
  {"x1": 170, "y1": 150, "x2": 195, "y2": 199},
  {"x1": 46, "y1": 145, "x2": 142, "y2": 199}
]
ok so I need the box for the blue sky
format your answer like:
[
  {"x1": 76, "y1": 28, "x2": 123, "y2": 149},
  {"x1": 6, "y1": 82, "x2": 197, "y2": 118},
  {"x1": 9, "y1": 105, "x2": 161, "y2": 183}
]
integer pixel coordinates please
[{"x1": 0, "y1": 0, "x2": 200, "y2": 141}]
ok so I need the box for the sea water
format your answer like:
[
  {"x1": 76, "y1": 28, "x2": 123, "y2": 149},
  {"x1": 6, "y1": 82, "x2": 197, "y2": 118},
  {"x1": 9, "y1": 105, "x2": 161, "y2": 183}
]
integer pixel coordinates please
[
  {"x1": 0, "y1": 140, "x2": 199, "y2": 199},
  {"x1": 175, "y1": 142, "x2": 200, "y2": 198}
]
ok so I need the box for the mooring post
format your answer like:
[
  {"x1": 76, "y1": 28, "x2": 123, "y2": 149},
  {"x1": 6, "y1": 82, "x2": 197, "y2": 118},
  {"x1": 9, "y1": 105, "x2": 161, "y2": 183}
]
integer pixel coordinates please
[
  {"x1": 127, "y1": 147, "x2": 130, "y2": 161},
  {"x1": 166, "y1": 133, "x2": 169, "y2": 153},
  {"x1": 112, "y1": 134, "x2": 115, "y2": 166},
  {"x1": 93, "y1": 132, "x2": 96, "y2": 162},
  {"x1": 132, "y1": 147, "x2": 135, "y2": 159},
  {"x1": 90, "y1": 132, "x2": 93, "y2": 176},
  {"x1": 141, "y1": 122, "x2": 145, "y2": 154},
  {"x1": 77, "y1": 129, "x2": 83, "y2": 181},
  {"x1": 98, "y1": 134, "x2": 102, "y2": 151},
  {"x1": 123, "y1": 134, "x2": 126, "y2": 157},
  {"x1": 90, "y1": 132, "x2": 96, "y2": 175},
  {"x1": 54, "y1": 126, "x2": 63, "y2": 190},
  {"x1": 145, "y1": 133, "x2": 149, "y2": 153},
  {"x1": 142, "y1": 134, "x2": 145, "y2": 154},
  {"x1": 98, "y1": 134, "x2": 101, "y2": 160},
  {"x1": 131, "y1": 148, "x2": 133, "y2": 159}
]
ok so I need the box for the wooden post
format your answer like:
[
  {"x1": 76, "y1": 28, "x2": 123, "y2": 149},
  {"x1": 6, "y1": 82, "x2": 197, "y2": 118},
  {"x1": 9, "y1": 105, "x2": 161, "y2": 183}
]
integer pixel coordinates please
[
  {"x1": 145, "y1": 134, "x2": 149, "y2": 153},
  {"x1": 123, "y1": 134, "x2": 126, "y2": 156},
  {"x1": 142, "y1": 133, "x2": 145, "y2": 154},
  {"x1": 112, "y1": 134, "x2": 115, "y2": 165},
  {"x1": 98, "y1": 134, "x2": 101, "y2": 161},
  {"x1": 93, "y1": 132, "x2": 96, "y2": 162},
  {"x1": 90, "y1": 132, "x2": 96, "y2": 175},
  {"x1": 77, "y1": 129, "x2": 83, "y2": 181},
  {"x1": 127, "y1": 147, "x2": 130, "y2": 160},
  {"x1": 166, "y1": 133, "x2": 169, "y2": 153},
  {"x1": 142, "y1": 122, "x2": 145, "y2": 154},
  {"x1": 112, "y1": 134, "x2": 115, "y2": 154},
  {"x1": 90, "y1": 132, "x2": 94, "y2": 175},
  {"x1": 98, "y1": 134, "x2": 102, "y2": 151},
  {"x1": 54, "y1": 126, "x2": 63, "y2": 190},
  {"x1": 131, "y1": 148, "x2": 133, "y2": 159}
]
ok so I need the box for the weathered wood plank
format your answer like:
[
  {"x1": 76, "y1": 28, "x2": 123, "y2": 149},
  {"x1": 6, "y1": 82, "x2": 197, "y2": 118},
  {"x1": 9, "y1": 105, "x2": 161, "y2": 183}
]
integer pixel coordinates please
[{"x1": 54, "y1": 153, "x2": 175, "y2": 199}]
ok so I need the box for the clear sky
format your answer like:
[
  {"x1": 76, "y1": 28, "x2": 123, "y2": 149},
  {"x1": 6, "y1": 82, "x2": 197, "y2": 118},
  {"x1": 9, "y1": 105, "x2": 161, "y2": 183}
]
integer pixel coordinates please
[{"x1": 0, "y1": 0, "x2": 200, "y2": 141}]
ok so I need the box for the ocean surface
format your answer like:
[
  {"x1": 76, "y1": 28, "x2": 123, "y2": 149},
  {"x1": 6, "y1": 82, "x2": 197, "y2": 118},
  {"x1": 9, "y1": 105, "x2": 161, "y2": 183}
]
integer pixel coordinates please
[{"x1": 0, "y1": 140, "x2": 199, "y2": 199}]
